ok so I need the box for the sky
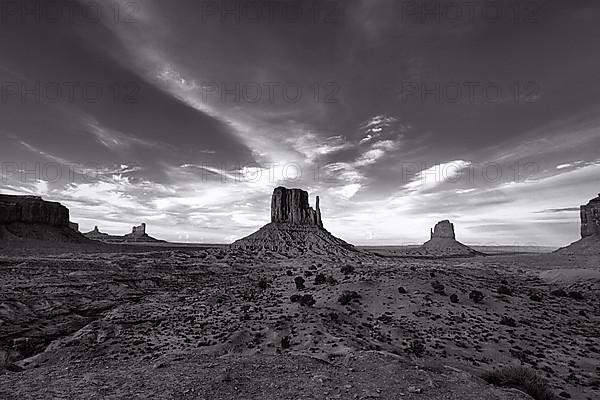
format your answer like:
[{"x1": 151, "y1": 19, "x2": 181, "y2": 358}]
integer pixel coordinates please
[{"x1": 1, "y1": 0, "x2": 599, "y2": 247}]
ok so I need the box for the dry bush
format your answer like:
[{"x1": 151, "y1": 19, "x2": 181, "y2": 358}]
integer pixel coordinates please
[{"x1": 482, "y1": 365, "x2": 557, "y2": 400}]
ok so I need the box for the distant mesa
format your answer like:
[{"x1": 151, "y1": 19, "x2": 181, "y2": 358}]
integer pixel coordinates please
[
  {"x1": 555, "y1": 193, "x2": 600, "y2": 255},
  {"x1": 0, "y1": 194, "x2": 88, "y2": 242},
  {"x1": 84, "y1": 223, "x2": 164, "y2": 243},
  {"x1": 231, "y1": 186, "x2": 356, "y2": 255},
  {"x1": 382, "y1": 219, "x2": 480, "y2": 258},
  {"x1": 422, "y1": 220, "x2": 481, "y2": 257}
]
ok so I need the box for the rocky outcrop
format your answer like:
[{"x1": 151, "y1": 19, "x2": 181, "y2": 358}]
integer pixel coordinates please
[
  {"x1": 0, "y1": 194, "x2": 88, "y2": 242},
  {"x1": 231, "y1": 187, "x2": 355, "y2": 256},
  {"x1": 271, "y1": 187, "x2": 322, "y2": 227}
]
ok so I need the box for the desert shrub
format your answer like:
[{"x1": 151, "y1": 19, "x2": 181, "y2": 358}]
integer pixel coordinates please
[
  {"x1": 499, "y1": 316, "x2": 517, "y2": 327},
  {"x1": 407, "y1": 338, "x2": 426, "y2": 357},
  {"x1": 294, "y1": 276, "x2": 305, "y2": 290},
  {"x1": 568, "y1": 291, "x2": 584, "y2": 300},
  {"x1": 498, "y1": 285, "x2": 512, "y2": 296},
  {"x1": 469, "y1": 290, "x2": 484, "y2": 303},
  {"x1": 257, "y1": 278, "x2": 268, "y2": 290},
  {"x1": 326, "y1": 275, "x2": 338, "y2": 286},
  {"x1": 338, "y1": 290, "x2": 361, "y2": 305},
  {"x1": 431, "y1": 280, "x2": 446, "y2": 295},
  {"x1": 327, "y1": 312, "x2": 339, "y2": 322},
  {"x1": 340, "y1": 265, "x2": 355, "y2": 274},
  {"x1": 450, "y1": 293, "x2": 459, "y2": 303},
  {"x1": 290, "y1": 294, "x2": 301, "y2": 303},
  {"x1": 314, "y1": 273, "x2": 327, "y2": 285},
  {"x1": 482, "y1": 366, "x2": 558, "y2": 400},
  {"x1": 529, "y1": 292, "x2": 543, "y2": 301},
  {"x1": 281, "y1": 336, "x2": 291, "y2": 349},
  {"x1": 298, "y1": 294, "x2": 316, "y2": 307},
  {"x1": 398, "y1": 286, "x2": 407, "y2": 294},
  {"x1": 550, "y1": 288, "x2": 568, "y2": 297}
]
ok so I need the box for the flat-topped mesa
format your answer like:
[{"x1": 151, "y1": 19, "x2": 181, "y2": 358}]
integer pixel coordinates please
[
  {"x1": 270, "y1": 187, "x2": 323, "y2": 228},
  {"x1": 430, "y1": 220, "x2": 456, "y2": 240},
  {"x1": 0, "y1": 194, "x2": 88, "y2": 242},
  {"x1": 580, "y1": 193, "x2": 600, "y2": 238},
  {"x1": 0, "y1": 194, "x2": 70, "y2": 227},
  {"x1": 85, "y1": 222, "x2": 161, "y2": 243}
]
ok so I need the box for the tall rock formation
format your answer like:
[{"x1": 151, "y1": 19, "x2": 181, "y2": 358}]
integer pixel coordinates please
[
  {"x1": 271, "y1": 187, "x2": 323, "y2": 227},
  {"x1": 556, "y1": 193, "x2": 600, "y2": 255},
  {"x1": 0, "y1": 194, "x2": 87, "y2": 242},
  {"x1": 231, "y1": 187, "x2": 355, "y2": 256},
  {"x1": 430, "y1": 220, "x2": 456, "y2": 240}
]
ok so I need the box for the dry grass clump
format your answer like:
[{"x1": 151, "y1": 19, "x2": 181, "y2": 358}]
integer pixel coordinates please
[{"x1": 482, "y1": 366, "x2": 557, "y2": 400}]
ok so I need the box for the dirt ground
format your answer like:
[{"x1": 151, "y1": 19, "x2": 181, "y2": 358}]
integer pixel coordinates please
[{"x1": 0, "y1": 245, "x2": 598, "y2": 399}]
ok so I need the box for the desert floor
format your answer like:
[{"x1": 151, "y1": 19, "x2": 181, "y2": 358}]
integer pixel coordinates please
[{"x1": 0, "y1": 245, "x2": 598, "y2": 399}]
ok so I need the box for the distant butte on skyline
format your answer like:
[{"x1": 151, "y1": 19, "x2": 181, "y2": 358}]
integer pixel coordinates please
[{"x1": 0, "y1": 190, "x2": 599, "y2": 252}]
